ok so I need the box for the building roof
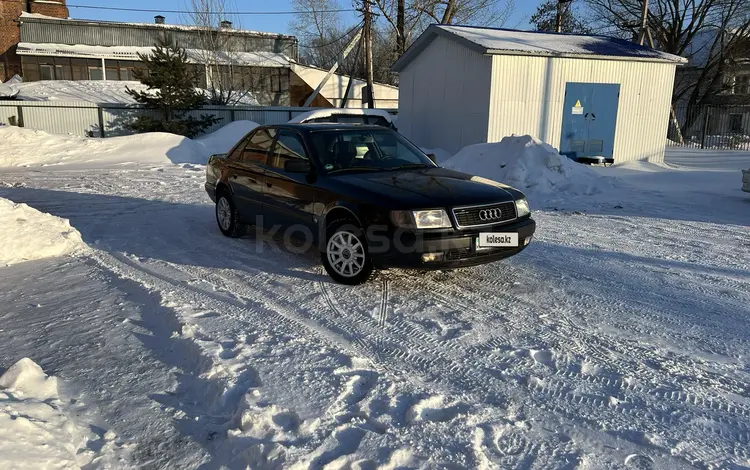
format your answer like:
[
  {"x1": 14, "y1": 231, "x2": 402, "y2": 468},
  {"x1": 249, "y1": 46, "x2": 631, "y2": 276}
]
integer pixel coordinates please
[
  {"x1": 19, "y1": 12, "x2": 294, "y2": 40},
  {"x1": 290, "y1": 64, "x2": 398, "y2": 106},
  {"x1": 17, "y1": 42, "x2": 290, "y2": 68},
  {"x1": 392, "y1": 24, "x2": 688, "y2": 72}
]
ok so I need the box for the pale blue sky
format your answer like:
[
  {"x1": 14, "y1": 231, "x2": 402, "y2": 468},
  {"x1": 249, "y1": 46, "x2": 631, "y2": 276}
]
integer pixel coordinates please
[{"x1": 64, "y1": 0, "x2": 538, "y2": 35}]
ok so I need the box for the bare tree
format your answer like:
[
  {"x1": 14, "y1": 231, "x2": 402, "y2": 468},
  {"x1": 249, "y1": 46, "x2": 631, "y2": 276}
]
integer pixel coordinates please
[
  {"x1": 184, "y1": 0, "x2": 260, "y2": 105},
  {"x1": 290, "y1": 0, "x2": 344, "y2": 41},
  {"x1": 372, "y1": 0, "x2": 515, "y2": 61},
  {"x1": 586, "y1": 0, "x2": 750, "y2": 134},
  {"x1": 416, "y1": 0, "x2": 516, "y2": 27}
]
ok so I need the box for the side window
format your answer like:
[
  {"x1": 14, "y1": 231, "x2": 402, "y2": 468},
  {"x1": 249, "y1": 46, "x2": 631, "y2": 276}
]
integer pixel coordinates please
[
  {"x1": 336, "y1": 115, "x2": 368, "y2": 125},
  {"x1": 269, "y1": 131, "x2": 308, "y2": 170},
  {"x1": 367, "y1": 116, "x2": 390, "y2": 127},
  {"x1": 241, "y1": 128, "x2": 276, "y2": 164},
  {"x1": 227, "y1": 135, "x2": 251, "y2": 161}
]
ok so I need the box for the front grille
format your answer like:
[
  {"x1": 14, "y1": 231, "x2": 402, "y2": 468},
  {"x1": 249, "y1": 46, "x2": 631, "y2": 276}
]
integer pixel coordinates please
[{"x1": 452, "y1": 202, "x2": 517, "y2": 228}]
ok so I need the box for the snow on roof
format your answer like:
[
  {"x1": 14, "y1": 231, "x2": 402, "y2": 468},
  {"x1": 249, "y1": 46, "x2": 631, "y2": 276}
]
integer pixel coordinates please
[
  {"x1": 289, "y1": 64, "x2": 398, "y2": 107},
  {"x1": 19, "y1": 11, "x2": 293, "y2": 39},
  {"x1": 392, "y1": 25, "x2": 687, "y2": 71},
  {"x1": 5, "y1": 79, "x2": 261, "y2": 105},
  {"x1": 16, "y1": 42, "x2": 290, "y2": 68}
]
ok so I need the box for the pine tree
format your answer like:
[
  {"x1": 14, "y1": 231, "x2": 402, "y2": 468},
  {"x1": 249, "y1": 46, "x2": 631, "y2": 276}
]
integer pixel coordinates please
[
  {"x1": 126, "y1": 36, "x2": 220, "y2": 138},
  {"x1": 530, "y1": 1, "x2": 591, "y2": 34}
]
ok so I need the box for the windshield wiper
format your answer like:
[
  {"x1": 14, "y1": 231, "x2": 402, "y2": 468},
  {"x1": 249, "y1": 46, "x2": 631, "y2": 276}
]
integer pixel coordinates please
[
  {"x1": 327, "y1": 166, "x2": 383, "y2": 174},
  {"x1": 389, "y1": 163, "x2": 433, "y2": 170}
]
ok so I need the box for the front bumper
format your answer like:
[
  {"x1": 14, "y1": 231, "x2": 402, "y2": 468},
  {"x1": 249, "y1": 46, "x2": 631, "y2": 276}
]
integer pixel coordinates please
[{"x1": 370, "y1": 217, "x2": 536, "y2": 270}]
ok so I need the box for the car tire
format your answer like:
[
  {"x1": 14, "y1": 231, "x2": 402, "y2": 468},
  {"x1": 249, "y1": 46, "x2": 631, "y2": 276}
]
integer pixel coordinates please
[
  {"x1": 216, "y1": 192, "x2": 246, "y2": 238},
  {"x1": 322, "y1": 219, "x2": 374, "y2": 285}
]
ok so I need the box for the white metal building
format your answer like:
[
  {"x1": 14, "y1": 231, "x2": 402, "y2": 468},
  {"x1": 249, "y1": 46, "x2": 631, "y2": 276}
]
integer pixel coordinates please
[{"x1": 392, "y1": 25, "x2": 687, "y2": 163}]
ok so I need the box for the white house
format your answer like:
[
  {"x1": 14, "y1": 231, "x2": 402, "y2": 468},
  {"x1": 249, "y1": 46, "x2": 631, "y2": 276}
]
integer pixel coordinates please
[{"x1": 392, "y1": 25, "x2": 687, "y2": 163}]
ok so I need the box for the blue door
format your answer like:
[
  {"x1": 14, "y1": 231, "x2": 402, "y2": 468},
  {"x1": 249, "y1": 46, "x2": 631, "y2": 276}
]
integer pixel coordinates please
[{"x1": 560, "y1": 83, "x2": 620, "y2": 163}]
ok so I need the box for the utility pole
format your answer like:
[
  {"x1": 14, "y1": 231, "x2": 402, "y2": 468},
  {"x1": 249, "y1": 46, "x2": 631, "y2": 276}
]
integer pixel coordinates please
[
  {"x1": 637, "y1": 0, "x2": 654, "y2": 46},
  {"x1": 397, "y1": 0, "x2": 405, "y2": 56},
  {"x1": 303, "y1": 28, "x2": 363, "y2": 107},
  {"x1": 363, "y1": 0, "x2": 375, "y2": 108},
  {"x1": 633, "y1": 0, "x2": 683, "y2": 144}
]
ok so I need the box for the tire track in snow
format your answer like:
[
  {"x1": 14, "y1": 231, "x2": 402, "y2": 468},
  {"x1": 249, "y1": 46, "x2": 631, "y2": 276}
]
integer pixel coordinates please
[
  {"x1": 113, "y1": 253, "x2": 516, "y2": 406},
  {"x1": 378, "y1": 279, "x2": 389, "y2": 329}
]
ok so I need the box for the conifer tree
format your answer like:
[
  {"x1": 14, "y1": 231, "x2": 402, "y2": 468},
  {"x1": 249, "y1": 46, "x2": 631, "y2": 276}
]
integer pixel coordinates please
[{"x1": 126, "y1": 36, "x2": 220, "y2": 137}]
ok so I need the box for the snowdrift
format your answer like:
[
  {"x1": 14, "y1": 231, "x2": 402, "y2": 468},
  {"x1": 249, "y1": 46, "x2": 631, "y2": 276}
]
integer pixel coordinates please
[
  {"x1": 196, "y1": 120, "x2": 258, "y2": 154},
  {"x1": 443, "y1": 135, "x2": 616, "y2": 196},
  {"x1": 5, "y1": 80, "x2": 261, "y2": 105},
  {"x1": 0, "y1": 121, "x2": 252, "y2": 168},
  {"x1": 0, "y1": 358, "x2": 119, "y2": 469},
  {"x1": 0, "y1": 197, "x2": 86, "y2": 265}
]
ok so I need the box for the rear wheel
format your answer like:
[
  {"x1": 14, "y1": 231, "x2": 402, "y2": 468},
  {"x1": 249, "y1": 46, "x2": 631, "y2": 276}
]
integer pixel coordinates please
[
  {"x1": 322, "y1": 220, "x2": 374, "y2": 285},
  {"x1": 216, "y1": 192, "x2": 246, "y2": 238}
]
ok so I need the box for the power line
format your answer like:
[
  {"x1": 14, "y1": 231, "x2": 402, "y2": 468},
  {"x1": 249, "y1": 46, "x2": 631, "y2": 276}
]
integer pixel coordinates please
[
  {"x1": 298, "y1": 22, "x2": 364, "y2": 49},
  {"x1": 65, "y1": 4, "x2": 357, "y2": 16}
]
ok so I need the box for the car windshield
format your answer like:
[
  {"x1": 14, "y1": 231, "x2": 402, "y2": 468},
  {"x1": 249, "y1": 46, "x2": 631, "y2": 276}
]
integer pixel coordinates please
[{"x1": 309, "y1": 129, "x2": 435, "y2": 173}]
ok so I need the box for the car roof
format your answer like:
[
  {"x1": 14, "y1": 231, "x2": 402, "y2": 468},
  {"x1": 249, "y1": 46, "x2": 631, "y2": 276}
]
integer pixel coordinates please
[{"x1": 269, "y1": 123, "x2": 392, "y2": 133}]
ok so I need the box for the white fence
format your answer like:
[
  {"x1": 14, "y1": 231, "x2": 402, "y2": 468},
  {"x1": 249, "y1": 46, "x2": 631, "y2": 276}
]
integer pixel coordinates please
[{"x1": 0, "y1": 101, "x2": 397, "y2": 138}]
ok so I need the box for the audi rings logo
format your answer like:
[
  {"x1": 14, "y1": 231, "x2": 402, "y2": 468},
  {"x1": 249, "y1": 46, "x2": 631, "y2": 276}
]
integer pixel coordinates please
[{"x1": 478, "y1": 208, "x2": 503, "y2": 221}]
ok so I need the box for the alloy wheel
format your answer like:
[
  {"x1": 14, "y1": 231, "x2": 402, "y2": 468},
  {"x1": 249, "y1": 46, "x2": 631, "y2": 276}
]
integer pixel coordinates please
[
  {"x1": 326, "y1": 231, "x2": 366, "y2": 278},
  {"x1": 217, "y1": 197, "x2": 232, "y2": 231}
]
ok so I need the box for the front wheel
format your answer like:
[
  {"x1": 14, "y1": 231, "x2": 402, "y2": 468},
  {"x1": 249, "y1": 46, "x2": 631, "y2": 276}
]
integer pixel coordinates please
[
  {"x1": 216, "y1": 193, "x2": 246, "y2": 238},
  {"x1": 322, "y1": 221, "x2": 374, "y2": 285}
]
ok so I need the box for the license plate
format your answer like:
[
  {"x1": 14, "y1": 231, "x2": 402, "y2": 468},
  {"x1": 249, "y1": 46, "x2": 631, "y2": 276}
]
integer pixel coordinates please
[{"x1": 477, "y1": 233, "x2": 519, "y2": 248}]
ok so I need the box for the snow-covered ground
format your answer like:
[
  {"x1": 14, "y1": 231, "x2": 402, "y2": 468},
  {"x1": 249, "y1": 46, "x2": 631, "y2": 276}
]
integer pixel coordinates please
[{"x1": 0, "y1": 127, "x2": 749, "y2": 468}]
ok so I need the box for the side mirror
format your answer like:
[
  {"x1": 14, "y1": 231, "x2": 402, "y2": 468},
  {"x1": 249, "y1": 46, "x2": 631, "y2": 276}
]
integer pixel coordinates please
[
  {"x1": 284, "y1": 159, "x2": 312, "y2": 173},
  {"x1": 426, "y1": 153, "x2": 437, "y2": 164}
]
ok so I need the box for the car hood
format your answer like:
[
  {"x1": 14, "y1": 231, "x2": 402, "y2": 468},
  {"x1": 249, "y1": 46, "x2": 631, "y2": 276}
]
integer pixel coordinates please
[{"x1": 325, "y1": 167, "x2": 523, "y2": 208}]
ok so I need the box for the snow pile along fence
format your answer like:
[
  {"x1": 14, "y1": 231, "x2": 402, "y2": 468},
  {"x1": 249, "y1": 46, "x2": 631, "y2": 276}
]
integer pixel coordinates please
[
  {"x1": 443, "y1": 135, "x2": 617, "y2": 197},
  {"x1": 196, "y1": 120, "x2": 259, "y2": 154},
  {"x1": 0, "y1": 125, "x2": 211, "y2": 168},
  {"x1": 0, "y1": 99, "x2": 398, "y2": 139}
]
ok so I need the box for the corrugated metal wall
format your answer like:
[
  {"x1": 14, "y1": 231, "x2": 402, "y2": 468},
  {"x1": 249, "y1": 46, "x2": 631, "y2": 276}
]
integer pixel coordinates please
[
  {"x1": 398, "y1": 35, "x2": 492, "y2": 154},
  {"x1": 0, "y1": 102, "x2": 394, "y2": 138},
  {"x1": 488, "y1": 55, "x2": 677, "y2": 163},
  {"x1": 20, "y1": 19, "x2": 298, "y2": 58}
]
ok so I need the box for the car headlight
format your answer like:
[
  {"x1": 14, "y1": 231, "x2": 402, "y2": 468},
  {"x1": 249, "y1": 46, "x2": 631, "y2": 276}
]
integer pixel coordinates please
[
  {"x1": 515, "y1": 198, "x2": 531, "y2": 217},
  {"x1": 391, "y1": 209, "x2": 452, "y2": 229}
]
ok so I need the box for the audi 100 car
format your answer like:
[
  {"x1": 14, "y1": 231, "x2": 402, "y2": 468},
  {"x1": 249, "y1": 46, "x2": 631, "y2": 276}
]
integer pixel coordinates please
[{"x1": 205, "y1": 124, "x2": 536, "y2": 285}]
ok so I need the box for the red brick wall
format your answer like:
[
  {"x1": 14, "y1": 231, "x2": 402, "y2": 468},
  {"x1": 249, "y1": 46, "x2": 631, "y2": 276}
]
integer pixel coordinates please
[
  {"x1": 29, "y1": 0, "x2": 68, "y2": 18},
  {"x1": 0, "y1": 0, "x2": 68, "y2": 81}
]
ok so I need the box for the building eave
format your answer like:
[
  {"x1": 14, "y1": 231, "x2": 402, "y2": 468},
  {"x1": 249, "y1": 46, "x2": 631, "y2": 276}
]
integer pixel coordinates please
[
  {"x1": 484, "y1": 49, "x2": 688, "y2": 64},
  {"x1": 392, "y1": 24, "x2": 687, "y2": 72},
  {"x1": 18, "y1": 14, "x2": 296, "y2": 41}
]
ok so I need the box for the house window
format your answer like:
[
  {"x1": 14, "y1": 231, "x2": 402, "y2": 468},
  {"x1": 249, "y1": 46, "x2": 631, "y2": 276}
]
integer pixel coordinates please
[
  {"x1": 736, "y1": 75, "x2": 750, "y2": 95},
  {"x1": 39, "y1": 64, "x2": 54, "y2": 80},
  {"x1": 55, "y1": 64, "x2": 72, "y2": 80},
  {"x1": 71, "y1": 59, "x2": 87, "y2": 80},
  {"x1": 105, "y1": 67, "x2": 119, "y2": 81},
  {"x1": 729, "y1": 114, "x2": 743, "y2": 133},
  {"x1": 22, "y1": 57, "x2": 40, "y2": 81},
  {"x1": 88, "y1": 66, "x2": 103, "y2": 80}
]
